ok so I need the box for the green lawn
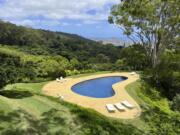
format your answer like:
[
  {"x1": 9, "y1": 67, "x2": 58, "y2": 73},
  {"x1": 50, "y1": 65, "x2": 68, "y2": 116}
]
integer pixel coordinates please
[
  {"x1": 0, "y1": 96, "x2": 12, "y2": 112},
  {"x1": 5, "y1": 82, "x2": 48, "y2": 94},
  {"x1": 68, "y1": 71, "x2": 113, "y2": 78},
  {"x1": 0, "y1": 72, "x2": 179, "y2": 134}
]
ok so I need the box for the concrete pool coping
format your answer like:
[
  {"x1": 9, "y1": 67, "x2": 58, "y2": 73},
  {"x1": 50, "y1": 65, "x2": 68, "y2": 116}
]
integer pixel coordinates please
[{"x1": 42, "y1": 72, "x2": 141, "y2": 119}]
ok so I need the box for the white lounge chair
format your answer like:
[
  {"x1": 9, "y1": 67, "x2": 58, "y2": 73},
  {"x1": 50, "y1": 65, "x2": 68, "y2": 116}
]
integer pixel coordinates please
[
  {"x1": 56, "y1": 78, "x2": 60, "y2": 82},
  {"x1": 129, "y1": 72, "x2": 136, "y2": 75},
  {"x1": 59, "y1": 95, "x2": 64, "y2": 100},
  {"x1": 114, "y1": 103, "x2": 126, "y2": 111},
  {"x1": 57, "y1": 94, "x2": 64, "y2": 100},
  {"x1": 60, "y1": 76, "x2": 66, "y2": 83},
  {"x1": 121, "y1": 100, "x2": 134, "y2": 109},
  {"x1": 106, "y1": 104, "x2": 116, "y2": 112}
]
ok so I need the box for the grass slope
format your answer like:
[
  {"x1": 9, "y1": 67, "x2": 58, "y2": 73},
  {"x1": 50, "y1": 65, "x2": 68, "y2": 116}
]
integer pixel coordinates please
[
  {"x1": 0, "y1": 73, "x2": 179, "y2": 134},
  {"x1": 0, "y1": 78, "x2": 142, "y2": 135}
]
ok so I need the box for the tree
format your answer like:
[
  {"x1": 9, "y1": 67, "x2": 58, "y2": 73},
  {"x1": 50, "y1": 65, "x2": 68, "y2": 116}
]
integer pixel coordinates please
[
  {"x1": 0, "y1": 66, "x2": 19, "y2": 89},
  {"x1": 96, "y1": 54, "x2": 110, "y2": 63},
  {"x1": 109, "y1": 0, "x2": 180, "y2": 67},
  {"x1": 143, "y1": 50, "x2": 180, "y2": 100},
  {"x1": 70, "y1": 58, "x2": 80, "y2": 70},
  {"x1": 0, "y1": 67, "x2": 8, "y2": 89},
  {"x1": 115, "y1": 59, "x2": 126, "y2": 70},
  {"x1": 120, "y1": 45, "x2": 150, "y2": 70}
]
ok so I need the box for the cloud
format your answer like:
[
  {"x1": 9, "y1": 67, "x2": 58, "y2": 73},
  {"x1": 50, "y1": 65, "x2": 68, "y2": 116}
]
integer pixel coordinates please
[
  {"x1": 10, "y1": 19, "x2": 61, "y2": 27},
  {"x1": 0, "y1": 0, "x2": 119, "y2": 26},
  {"x1": 75, "y1": 23, "x2": 82, "y2": 27}
]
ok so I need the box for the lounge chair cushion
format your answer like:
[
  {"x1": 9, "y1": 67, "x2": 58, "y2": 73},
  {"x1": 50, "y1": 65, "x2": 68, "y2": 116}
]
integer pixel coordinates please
[
  {"x1": 114, "y1": 103, "x2": 126, "y2": 111},
  {"x1": 121, "y1": 100, "x2": 134, "y2": 108},
  {"x1": 106, "y1": 104, "x2": 116, "y2": 112}
]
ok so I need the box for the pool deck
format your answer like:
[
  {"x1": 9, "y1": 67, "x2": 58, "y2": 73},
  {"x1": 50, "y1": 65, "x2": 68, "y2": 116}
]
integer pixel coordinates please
[{"x1": 42, "y1": 72, "x2": 141, "y2": 119}]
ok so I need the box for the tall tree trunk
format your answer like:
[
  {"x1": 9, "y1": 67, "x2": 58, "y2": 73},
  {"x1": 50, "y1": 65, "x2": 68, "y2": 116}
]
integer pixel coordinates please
[{"x1": 152, "y1": 45, "x2": 157, "y2": 68}]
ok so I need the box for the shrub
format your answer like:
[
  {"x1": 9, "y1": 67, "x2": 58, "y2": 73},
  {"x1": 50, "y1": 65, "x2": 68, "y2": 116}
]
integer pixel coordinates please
[{"x1": 171, "y1": 94, "x2": 180, "y2": 112}]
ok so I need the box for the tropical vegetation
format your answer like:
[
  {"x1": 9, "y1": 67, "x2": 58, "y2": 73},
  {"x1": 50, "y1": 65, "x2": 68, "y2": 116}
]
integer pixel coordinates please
[{"x1": 0, "y1": 0, "x2": 179, "y2": 134}]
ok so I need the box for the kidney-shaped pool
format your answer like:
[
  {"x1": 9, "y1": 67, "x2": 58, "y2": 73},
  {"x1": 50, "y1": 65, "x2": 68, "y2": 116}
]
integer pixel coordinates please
[{"x1": 71, "y1": 76, "x2": 127, "y2": 98}]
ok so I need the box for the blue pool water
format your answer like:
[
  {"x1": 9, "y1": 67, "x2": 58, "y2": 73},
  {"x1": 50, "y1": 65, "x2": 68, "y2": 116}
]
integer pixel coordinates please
[{"x1": 71, "y1": 76, "x2": 127, "y2": 98}]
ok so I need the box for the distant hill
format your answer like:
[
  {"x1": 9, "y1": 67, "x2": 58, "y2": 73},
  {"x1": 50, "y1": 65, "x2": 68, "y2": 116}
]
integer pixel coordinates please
[
  {"x1": 92, "y1": 37, "x2": 133, "y2": 47},
  {"x1": 0, "y1": 21, "x2": 121, "y2": 62}
]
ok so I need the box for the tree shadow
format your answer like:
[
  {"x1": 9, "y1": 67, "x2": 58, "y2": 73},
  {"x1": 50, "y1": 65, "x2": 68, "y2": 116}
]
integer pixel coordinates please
[
  {"x1": 40, "y1": 109, "x2": 66, "y2": 125},
  {"x1": 0, "y1": 90, "x2": 33, "y2": 99},
  {"x1": 0, "y1": 108, "x2": 74, "y2": 135},
  {"x1": 0, "y1": 109, "x2": 41, "y2": 135}
]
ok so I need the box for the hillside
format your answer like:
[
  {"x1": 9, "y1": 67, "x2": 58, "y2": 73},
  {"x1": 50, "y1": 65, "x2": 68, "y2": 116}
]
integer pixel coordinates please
[
  {"x1": 92, "y1": 37, "x2": 133, "y2": 47},
  {"x1": 0, "y1": 21, "x2": 121, "y2": 63}
]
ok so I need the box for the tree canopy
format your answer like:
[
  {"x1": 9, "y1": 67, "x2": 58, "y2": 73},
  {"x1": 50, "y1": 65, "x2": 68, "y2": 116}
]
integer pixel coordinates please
[{"x1": 109, "y1": 0, "x2": 180, "y2": 66}]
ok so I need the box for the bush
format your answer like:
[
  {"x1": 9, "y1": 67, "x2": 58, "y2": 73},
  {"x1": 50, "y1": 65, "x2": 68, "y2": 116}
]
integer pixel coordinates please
[
  {"x1": 171, "y1": 94, "x2": 180, "y2": 112},
  {"x1": 142, "y1": 107, "x2": 180, "y2": 135},
  {"x1": 65, "y1": 69, "x2": 80, "y2": 76}
]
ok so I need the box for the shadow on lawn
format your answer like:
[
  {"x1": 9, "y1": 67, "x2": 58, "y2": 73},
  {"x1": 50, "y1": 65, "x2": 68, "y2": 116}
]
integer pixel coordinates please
[
  {"x1": 0, "y1": 109, "x2": 75, "y2": 135},
  {"x1": 0, "y1": 109, "x2": 41, "y2": 135},
  {"x1": 0, "y1": 90, "x2": 33, "y2": 99}
]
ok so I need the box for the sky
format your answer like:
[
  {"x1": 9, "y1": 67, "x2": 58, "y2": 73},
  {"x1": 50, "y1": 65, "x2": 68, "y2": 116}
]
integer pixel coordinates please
[{"x1": 0, "y1": 0, "x2": 129, "y2": 40}]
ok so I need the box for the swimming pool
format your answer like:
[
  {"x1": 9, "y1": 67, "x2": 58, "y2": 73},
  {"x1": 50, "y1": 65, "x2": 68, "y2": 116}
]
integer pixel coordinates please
[{"x1": 71, "y1": 76, "x2": 127, "y2": 98}]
